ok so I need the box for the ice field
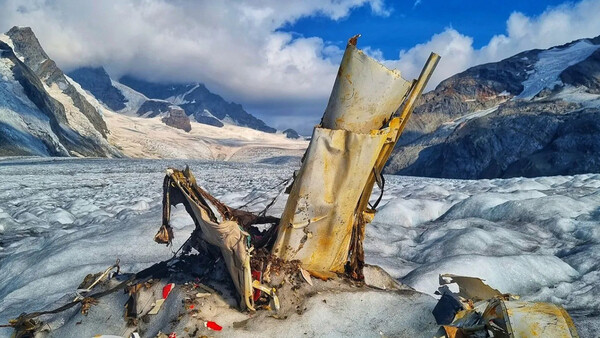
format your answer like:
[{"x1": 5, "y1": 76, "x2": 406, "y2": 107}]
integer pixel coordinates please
[{"x1": 0, "y1": 158, "x2": 598, "y2": 336}]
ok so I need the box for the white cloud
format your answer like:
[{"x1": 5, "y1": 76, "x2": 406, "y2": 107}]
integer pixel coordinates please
[
  {"x1": 384, "y1": 29, "x2": 475, "y2": 90},
  {"x1": 0, "y1": 0, "x2": 384, "y2": 104},
  {"x1": 384, "y1": 0, "x2": 600, "y2": 90},
  {"x1": 0, "y1": 0, "x2": 599, "y2": 131}
]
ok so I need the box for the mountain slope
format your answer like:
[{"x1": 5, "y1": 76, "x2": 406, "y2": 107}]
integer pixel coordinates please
[
  {"x1": 0, "y1": 27, "x2": 119, "y2": 157},
  {"x1": 67, "y1": 67, "x2": 127, "y2": 111},
  {"x1": 6, "y1": 27, "x2": 110, "y2": 139},
  {"x1": 0, "y1": 42, "x2": 66, "y2": 156},
  {"x1": 68, "y1": 67, "x2": 276, "y2": 133},
  {"x1": 119, "y1": 75, "x2": 276, "y2": 132},
  {"x1": 387, "y1": 36, "x2": 600, "y2": 179}
]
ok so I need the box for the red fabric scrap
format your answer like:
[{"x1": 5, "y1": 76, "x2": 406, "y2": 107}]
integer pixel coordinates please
[
  {"x1": 252, "y1": 270, "x2": 262, "y2": 301},
  {"x1": 162, "y1": 283, "x2": 175, "y2": 299},
  {"x1": 206, "y1": 321, "x2": 222, "y2": 331}
]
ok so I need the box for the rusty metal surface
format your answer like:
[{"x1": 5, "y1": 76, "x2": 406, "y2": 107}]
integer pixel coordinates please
[
  {"x1": 439, "y1": 274, "x2": 503, "y2": 302},
  {"x1": 321, "y1": 42, "x2": 412, "y2": 133},
  {"x1": 271, "y1": 126, "x2": 390, "y2": 273},
  {"x1": 164, "y1": 169, "x2": 255, "y2": 310},
  {"x1": 435, "y1": 275, "x2": 579, "y2": 338},
  {"x1": 503, "y1": 301, "x2": 579, "y2": 338},
  {"x1": 272, "y1": 37, "x2": 440, "y2": 276}
]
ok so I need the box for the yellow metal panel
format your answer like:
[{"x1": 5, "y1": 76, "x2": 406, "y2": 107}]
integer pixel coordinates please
[
  {"x1": 321, "y1": 43, "x2": 412, "y2": 133},
  {"x1": 271, "y1": 126, "x2": 389, "y2": 273},
  {"x1": 502, "y1": 301, "x2": 579, "y2": 338},
  {"x1": 272, "y1": 37, "x2": 440, "y2": 277}
]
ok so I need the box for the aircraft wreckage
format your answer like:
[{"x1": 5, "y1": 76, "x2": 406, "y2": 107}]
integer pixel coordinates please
[
  {"x1": 6, "y1": 35, "x2": 579, "y2": 338},
  {"x1": 153, "y1": 34, "x2": 439, "y2": 311}
]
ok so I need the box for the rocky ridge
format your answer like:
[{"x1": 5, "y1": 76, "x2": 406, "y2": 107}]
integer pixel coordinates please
[
  {"x1": 119, "y1": 76, "x2": 276, "y2": 133},
  {"x1": 0, "y1": 27, "x2": 120, "y2": 157},
  {"x1": 67, "y1": 66, "x2": 277, "y2": 133},
  {"x1": 387, "y1": 36, "x2": 600, "y2": 179}
]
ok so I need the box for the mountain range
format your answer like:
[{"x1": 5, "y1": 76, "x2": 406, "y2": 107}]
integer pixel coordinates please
[
  {"x1": 0, "y1": 26, "x2": 303, "y2": 161},
  {"x1": 2, "y1": 26, "x2": 600, "y2": 179},
  {"x1": 68, "y1": 67, "x2": 277, "y2": 133},
  {"x1": 385, "y1": 36, "x2": 600, "y2": 179}
]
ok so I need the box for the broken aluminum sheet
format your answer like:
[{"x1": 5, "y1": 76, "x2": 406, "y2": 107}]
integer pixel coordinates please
[
  {"x1": 272, "y1": 36, "x2": 418, "y2": 275},
  {"x1": 271, "y1": 126, "x2": 391, "y2": 273},
  {"x1": 160, "y1": 168, "x2": 255, "y2": 310},
  {"x1": 439, "y1": 274, "x2": 503, "y2": 302},
  {"x1": 482, "y1": 298, "x2": 579, "y2": 337},
  {"x1": 434, "y1": 274, "x2": 579, "y2": 338},
  {"x1": 321, "y1": 35, "x2": 413, "y2": 133}
]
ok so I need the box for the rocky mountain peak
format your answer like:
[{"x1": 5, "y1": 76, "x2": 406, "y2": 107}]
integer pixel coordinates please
[
  {"x1": 6, "y1": 26, "x2": 50, "y2": 74},
  {"x1": 0, "y1": 26, "x2": 119, "y2": 157},
  {"x1": 403, "y1": 49, "x2": 540, "y2": 143},
  {"x1": 119, "y1": 75, "x2": 276, "y2": 132},
  {"x1": 387, "y1": 35, "x2": 600, "y2": 179},
  {"x1": 6, "y1": 26, "x2": 109, "y2": 137},
  {"x1": 68, "y1": 66, "x2": 127, "y2": 111}
]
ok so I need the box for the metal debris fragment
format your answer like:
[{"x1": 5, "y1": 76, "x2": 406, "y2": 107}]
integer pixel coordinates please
[
  {"x1": 300, "y1": 268, "x2": 313, "y2": 286},
  {"x1": 433, "y1": 274, "x2": 579, "y2": 338}
]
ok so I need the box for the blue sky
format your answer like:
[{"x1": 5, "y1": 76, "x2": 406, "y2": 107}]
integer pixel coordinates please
[
  {"x1": 2, "y1": 0, "x2": 599, "y2": 133},
  {"x1": 281, "y1": 0, "x2": 570, "y2": 59}
]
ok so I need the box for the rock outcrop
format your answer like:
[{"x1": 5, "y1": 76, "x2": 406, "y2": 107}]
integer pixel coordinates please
[
  {"x1": 136, "y1": 99, "x2": 173, "y2": 118},
  {"x1": 283, "y1": 128, "x2": 300, "y2": 139},
  {"x1": 161, "y1": 106, "x2": 191, "y2": 132},
  {"x1": 387, "y1": 36, "x2": 600, "y2": 179},
  {"x1": 0, "y1": 27, "x2": 119, "y2": 157},
  {"x1": 560, "y1": 48, "x2": 600, "y2": 94}
]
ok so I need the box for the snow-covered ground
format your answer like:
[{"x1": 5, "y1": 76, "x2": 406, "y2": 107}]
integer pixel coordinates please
[
  {"x1": 0, "y1": 158, "x2": 598, "y2": 336},
  {"x1": 110, "y1": 80, "x2": 149, "y2": 114},
  {"x1": 102, "y1": 110, "x2": 307, "y2": 161}
]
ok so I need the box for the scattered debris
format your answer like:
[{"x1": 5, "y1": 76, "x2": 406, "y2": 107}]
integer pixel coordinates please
[
  {"x1": 205, "y1": 321, "x2": 223, "y2": 331},
  {"x1": 162, "y1": 283, "x2": 175, "y2": 299},
  {"x1": 80, "y1": 297, "x2": 99, "y2": 315},
  {"x1": 75, "y1": 259, "x2": 120, "y2": 302},
  {"x1": 300, "y1": 268, "x2": 313, "y2": 286},
  {"x1": 148, "y1": 299, "x2": 165, "y2": 315},
  {"x1": 433, "y1": 274, "x2": 579, "y2": 337},
  {"x1": 252, "y1": 280, "x2": 281, "y2": 311},
  {"x1": 195, "y1": 292, "x2": 210, "y2": 298}
]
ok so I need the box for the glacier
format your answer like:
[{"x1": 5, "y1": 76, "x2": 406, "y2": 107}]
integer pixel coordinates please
[{"x1": 0, "y1": 158, "x2": 598, "y2": 336}]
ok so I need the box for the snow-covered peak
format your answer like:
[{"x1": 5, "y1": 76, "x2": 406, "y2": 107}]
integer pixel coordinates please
[
  {"x1": 166, "y1": 83, "x2": 199, "y2": 105},
  {"x1": 0, "y1": 26, "x2": 120, "y2": 157},
  {"x1": 0, "y1": 34, "x2": 15, "y2": 50},
  {"x1": 111, "y1": 80, "x2": 149, "y2": 114},
  {"x1": 517, "y1": 40, "x2": 600, "y2": 99}
]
